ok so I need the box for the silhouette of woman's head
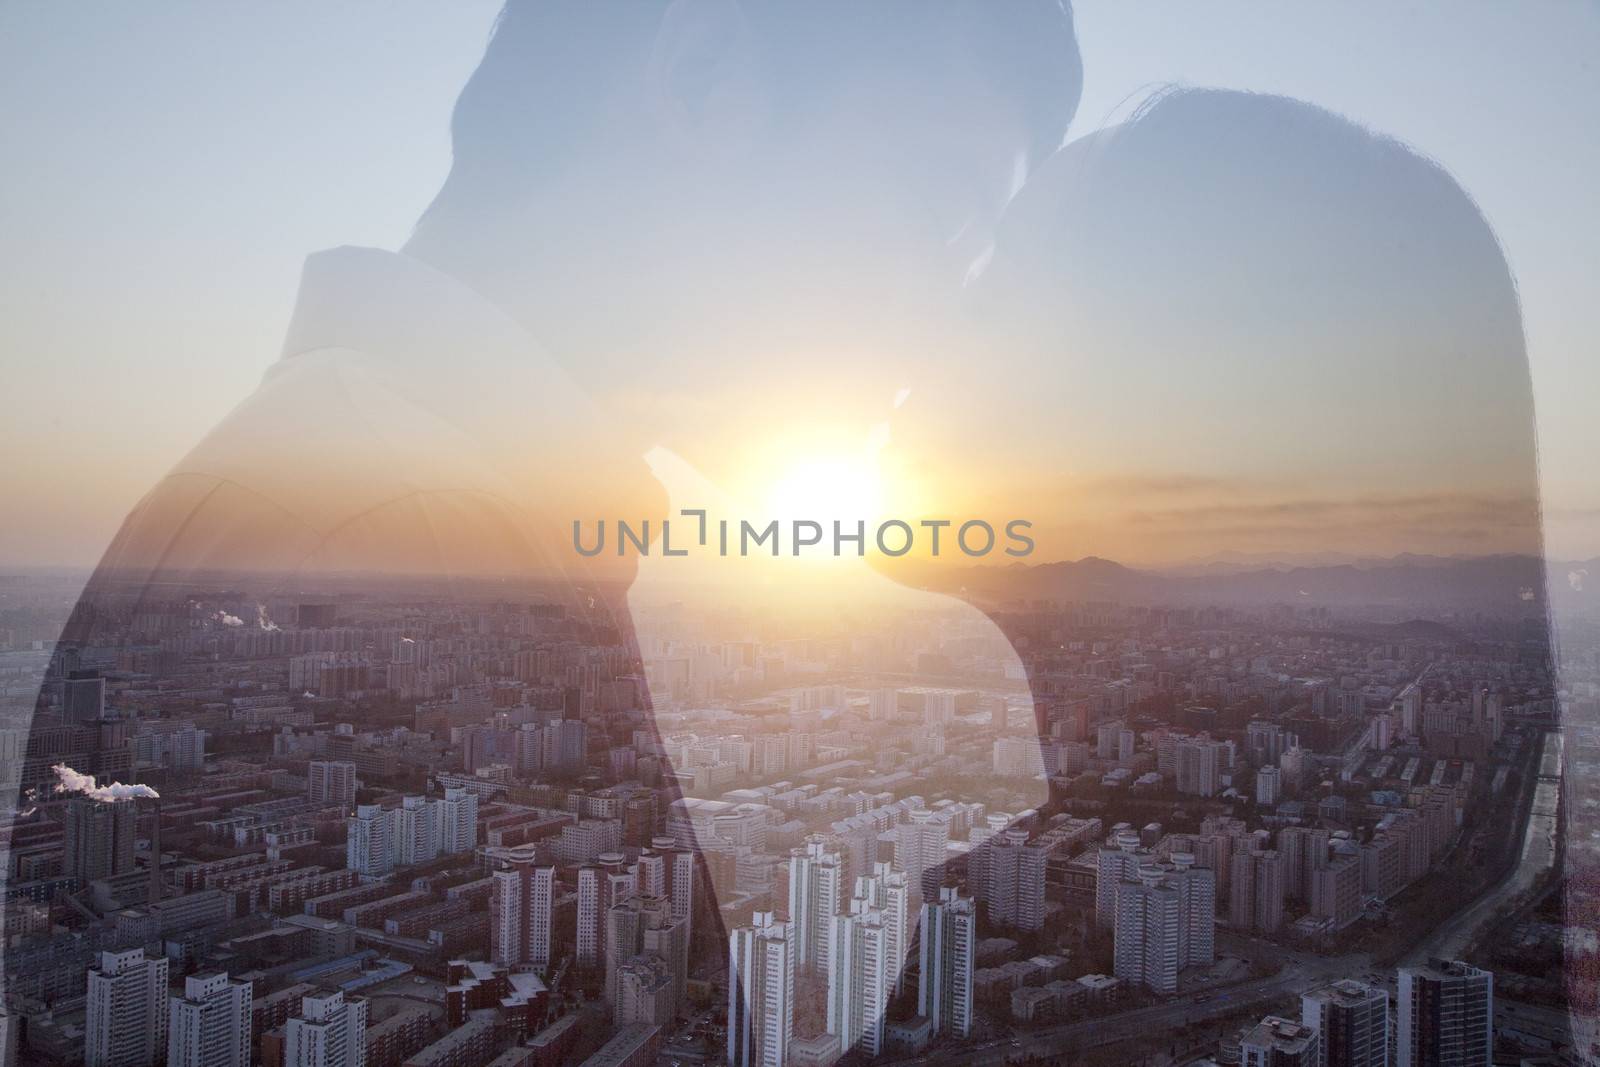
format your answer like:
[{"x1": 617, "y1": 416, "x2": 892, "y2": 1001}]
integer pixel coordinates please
[{"x1": 956, "y1": 88, "x2": 1542, "y2": 568}]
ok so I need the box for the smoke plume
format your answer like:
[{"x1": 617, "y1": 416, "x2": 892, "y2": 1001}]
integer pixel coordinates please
[{"x1": 52, "y1": 763, "x2": 160, "y2": 801}]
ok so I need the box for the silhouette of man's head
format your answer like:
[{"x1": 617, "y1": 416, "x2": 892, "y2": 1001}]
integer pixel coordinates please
[{"x1": 406, "y1": 1, "x2": 1081, "y2": 389}]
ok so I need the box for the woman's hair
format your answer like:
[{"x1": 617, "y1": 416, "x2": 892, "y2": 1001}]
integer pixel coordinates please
[{"x1": 979, "y1": 87, "x2": 1543, "y2": 564}]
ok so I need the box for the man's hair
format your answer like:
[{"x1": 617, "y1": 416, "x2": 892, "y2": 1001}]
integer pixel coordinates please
[{"x1": 422, "y1": 0, "x2": 1080, "y2": 221}]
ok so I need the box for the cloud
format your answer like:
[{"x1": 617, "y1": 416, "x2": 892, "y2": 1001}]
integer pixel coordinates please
[
  {"x1": 52, "y1": 763, "x2": 159, "y2": 801},
  {"x1": 1085, "y1": 473, "x2": 1240, "y2": 498}
]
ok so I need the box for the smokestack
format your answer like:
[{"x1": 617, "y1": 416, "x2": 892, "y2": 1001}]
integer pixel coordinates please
[{"x1": 148, "y1": 797, "x2": 163, "y2": 903}]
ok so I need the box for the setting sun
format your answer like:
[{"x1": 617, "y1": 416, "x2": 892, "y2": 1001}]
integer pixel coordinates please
[{"x1": 764, "y1": 453, "x2": 885, "y2": 528}]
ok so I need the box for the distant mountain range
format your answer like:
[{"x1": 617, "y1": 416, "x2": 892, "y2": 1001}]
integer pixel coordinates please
[
  {"x1": 903, "y1": 553, "x2": 1599, "y2": 610},
  {"x1": 1159, "y1": 550, "x2": 1492, "y2": 576}
]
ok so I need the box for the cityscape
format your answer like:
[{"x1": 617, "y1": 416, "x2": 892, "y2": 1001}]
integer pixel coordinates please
[
  {"x1": 3, "y1": 3, "x2": 1597, "y2": 1067},
  {"x1": 0, "y1": 555, "x2": 1588, "y2": 1067}
]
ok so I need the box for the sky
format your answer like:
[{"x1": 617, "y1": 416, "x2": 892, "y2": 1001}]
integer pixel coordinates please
[{"x1": 1, "y1": 1, "x2": 1596, "y2": 569}]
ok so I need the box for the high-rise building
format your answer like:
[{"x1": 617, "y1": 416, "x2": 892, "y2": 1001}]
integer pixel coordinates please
[
  {"x1": 852, "y1": 862, "x2": 911, "y2": 996},
  {"x1": 490, "y1": 852, "x2": 555, "y2": 969},
  {"x1": 130, "y1": 722, "x2": 207, "y2": 774},
  {"x1": 918, "y1": 887, "x2": 976, "y2": 1040},
  {"x1": 1230, "y1": 849, "x2": 1285, "y2": 934},
  {"x1": 1113, "y1": 857, "x2": 1215, "y2": 995},
  {"x1": 167, "y1": 971, "x2": 252, "y2": 1067},
  {"x1": 827, "y1": 905, "x2": 891, "y2": 1056},
  {"x1": 0, "y1": 1007, "x2": 18, "y2": 1067},
  {"x1": 542, "y1": 718, "x2": 588, "y2": 774},
  {"x1": 606, "y1": 894, "x2": 686, "y2": 1018},
  {"x1": 787, "y1": 838, "x2": 844, "y2": 972},
  {"x1": 86, "y1": 949, "x2": 169, "y2": 1067},
  {"x1": 1302, "y1": 979, "x2": 1389, "y2": 1067},
  {"x1": 308, "y1": 760, "x2": 358, "y2": 811},
  {"x1": 982, "y1": 829, "x2": 1048, "y2": 931},
  {"x1": 65, "y1": 795, "x2": 139, "y2": 883},
  {"x1": 868, "y1": 689, "x2": 897, "y2": 721},
  {"x1": 283, "y1": 990, "x2": 368, "y2": 1067},
  {"x1": 636, "y1": 837, "x2": 696, "y2": 932},
  {"x1": 356, "y1": 789, "x2": 477, "y2": 871},
  {"x1": 436, "y1": 786, "x2": 479, "y2": 854},
  {"x1": 728, "y1": 911, "x2": 795, "y2": 1067},
  {"x1": 1310, "y1": 854, "x2": 1363, "y2": 929},
  {"x1": 1278, "y1": 826, "x2": 1330, "y2": 901},
  {"x1": 63, "y1": 670, "x2": 107, "y2": 722},
  {"x1": 1257, "y1": 766, "x2": 1283, "y2": 807},
  {"x1": 1247, "y1": 720, "x2": 1290, "y2": 765},
  {"x1": 895, "y1": 809, "x2": 950, "y2": 900},
  {"x1": 616, "y1": 955, "x2": 676, "y2": 1027},
  {"x1": 577, "y1": 854, "x2": 635, "y2": 967},
  {"x1": 1096, "y1": 830, "x2": 1152, "y2": 928},
  {"x1": 1114, "y1": 866, "x2": 1180, "y2": 996},
  {"x1": 1096, "y1": 720, "x2": 1124, "y2": 760},
  {"x1": 346, "y1": 804, "x2": 395, "y2": 876},
  {"x1": 394, "y1": 795, "x2": 438, "y2": 866},
  {"x1": 1399, "y1": 685, "x2": 1423, "y2": 738},
  {"x1": 990, "y1": 697, "x2": 1011, "y2": 733},
  {"x1": 620, "y1": 793, "x2": 656, "y2": 846},
  {"x1": 1176, "y1": 736, "x2": 1228, "y2": 796},
  {"x1": 641, "y1": 898, "x2": 692, "y2": 1018},
  {"x1": 1397, "y1": 960, "x2": 1493, "y2": 1067},
  {"x1": 1242, "y1": 1015, "x2": 1321, "y2": 1067}
]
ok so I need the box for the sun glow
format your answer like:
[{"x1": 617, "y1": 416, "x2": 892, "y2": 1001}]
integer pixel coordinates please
[{"x1": 764, "y1": 453, "x2": 885, "y2": 528}]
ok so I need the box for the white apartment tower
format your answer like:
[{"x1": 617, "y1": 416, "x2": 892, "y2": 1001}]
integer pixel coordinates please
[
  {"x1": 1302, "y1": 979, "x2": 1389, "y2": 1067},
  {"x1": 284, "y1": 990, "x2": 368, "y2": 1067},
  {"x1": 394, "y1": 795, "x2": 438, "y2": 866},
  {"x1": 983, "y1": 829, "x2": 1048, "y2": 931},
  {"x1": 1095, "y1": 829, "x2": 1151, "y2": 927},
  {"x1": 787, "y1": 838, "x2": 844, "y2": 972},
  {"x1": 1257, "y1": 765, "x2": 1283, "y2": 807},
  {"x1": 1397, "y1": 960, "x2": 1493, "y2": 1067},
  {"x1": 86, "y1": 949, "x2": 169, "y2": 1067},
  {"x1": 896, "y1": 809, "x2": 951, "y2": 900},
  {"x1": 827, "y1": 905, "x2": 891, "y2": 1056},
  {"x1": 1113, "y1": 857, "x2": 1216, "y2": 995},
  {"x1": 637, "y1": 837, "x2": 697, "y2": 931},
  {"x1": 1231, "y1": 849, "x2": 1286, "y2": 934},
  {"x1": 728, "y1": 911, "x2": 795, "y2": 1067},
  {"x1": 1177, "y1": 737, "x2": 1227, "y2": 796},
  {"x1": 578, "y1": 855, "x2": 636, "y2": 967},
  {"x1": 605, "y1": 894, "x2": 687, "y2": 1017},
  {"x1": 1243, "y1": 1015, "x2": 1321, "y2": 1067},
  {"x1": 918, "y1": 886, "x2": 976, "y2": 1039},
  {"x1": 490, "y1": 856, "x2": 556, "y2": 969},
  {"x1": 308, "y1": 760, "x2": 357, "y2": 811},
  {"x1": 346, "y1": 804, "x2": 394, "y2": 876},
  {"x1": 435, "y1": 786, "x2": 479, "y2": 854},
  {"x1": 167, "y1": 971, "x2": 252, "y2": 1067},
  {"x1": 853, "y1": 862, "x2": 911, "y2": 996}
]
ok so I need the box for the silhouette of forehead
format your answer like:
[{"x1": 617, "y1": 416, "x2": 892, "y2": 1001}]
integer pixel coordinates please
[{"x1": 463, "y1": 1, "x2": 1079, "y2": 156}]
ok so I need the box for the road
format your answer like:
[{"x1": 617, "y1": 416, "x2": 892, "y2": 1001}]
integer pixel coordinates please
[
  {"x1": 891, "y1": 952, "x2": 1369, "y2": 1067},
  {"x1": 1404, "y1": 728, "x2": 1562, "y2": 966}
]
